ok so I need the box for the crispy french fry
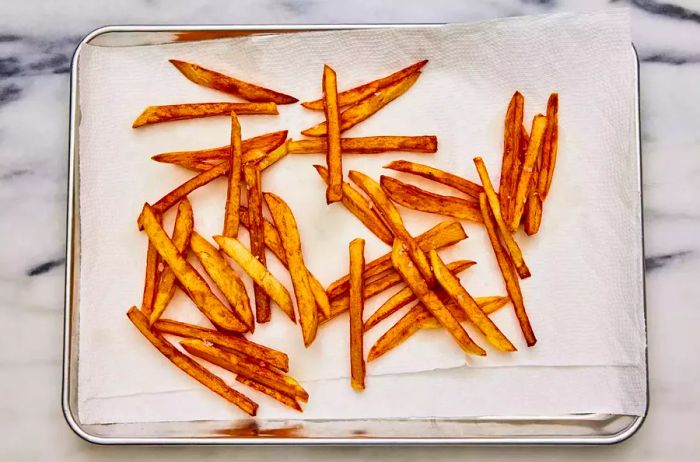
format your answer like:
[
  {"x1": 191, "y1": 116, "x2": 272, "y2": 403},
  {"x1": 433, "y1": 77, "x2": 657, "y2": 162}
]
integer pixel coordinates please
[
  {"x1": 132, "y1": 102, "x2": 278, "y2": 128},
  {"x1": 236, "y1": 376, "x2": 302, "y2": 412},
  {"x1": 538, "y1": 93, "x2": 559, "y2": 199},
  {"x1": 391, "y1": 240, "x2": 485, "y2": 356},
  {"x1": 169, "y1": 59, "x2": 297, "y2": 104},
  {"x1": 215, "y1": 236, "x2": 296, "y2": 322},
  {"x1": 256, "y1": 139, "x2": 289, "y2": 171},
  {"x1": 314, "y1": 165, "x2": 393, "y2": 245},
  {"x1": 189, "y1": 232, "x2": 254, "y2": 332},
  {"x1": 223, "y1": 112, "x2": 243, "y2": 237},
  {"x1": 510, "y1": 114, "x2": 548, "y2": 231},
  {"x1": 499, "y1": 91, "x2": 524, "y2": 225},
  {"x1": 479, "y1": 193, "x2": 536, "y2": 346},
  {"x1": 380, "y1": 176, "x2": 482, "y2": 222},
  {"x1": 322, "y1": 65, "x2": 343, "y2": 203},
  {"x1": 126, "y1": 307, "x2": 257, "y2": 415},
  {"x1": 140, "y1": 209, "x2": 162, "y2": 318},
  {"x1": 153, "y1": 319, "x2": 289, "y2": 371},
  {"x1": 289, "y1": 136, "x2": 437, "y2": 155},
  {"x1": 302, "y1": 60, "x2": 428, "y2": 110},
  {"x1": 243, "y1": 164, "x2": 271, "y2": 324},
  {"x1": 421, "y1": 296, "x2": 510, "y2": 328},
  {"x1": 150, "y1": 199, "x2": 194, "y2": 325},
  {"x1": 430, "y1": 250, "x2": 515, "y2": 352},
  {"x1": 349, "y1": 170, "x2": 434, "y2": 284},
  {"x1": 473, "y1": 157, "x2": 530, "y2": 279},
  {"x1": 524, "y1": 194, "x2": 543, "y2": 236},
  {"x1": 264, "y1": 193, "x2": 318, "y2": 346},
  {"x1": 326, "y1": 220, "x2": 467, "y2": 300},
  {"x1": 383, "y1": 160, "x2": 482, "y2": 198},
  {"x1": 363, "y1": 259, "x2": 475, "y2": 332},
  {"x1": 141, "y1": 205, "x2": 247, "y2": 332},
  {"x1": 302, "y1": 72, "x2": 421, "y2": 137},
  {"x1": 349, "y1": 238, "x2": 366, "y2": 391},
  {"x1": 181, "y1": 339, "x2": 308, "y2": 401}
]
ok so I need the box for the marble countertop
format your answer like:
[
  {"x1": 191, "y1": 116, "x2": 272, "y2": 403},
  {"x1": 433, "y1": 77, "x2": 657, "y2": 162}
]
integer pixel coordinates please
[{"x1": 1, "y1": 0, "x2": 698, "y2": 460}]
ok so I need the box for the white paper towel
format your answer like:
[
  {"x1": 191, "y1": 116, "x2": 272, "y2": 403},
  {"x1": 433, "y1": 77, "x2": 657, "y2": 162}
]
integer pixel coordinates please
[{"x1": 77, "y1": 9, "x2": 646, "y2": 424}]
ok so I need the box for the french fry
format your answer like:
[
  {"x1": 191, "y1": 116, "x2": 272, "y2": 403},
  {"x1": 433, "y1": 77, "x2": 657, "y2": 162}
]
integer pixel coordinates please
[
  {"x1": 302, "y1": 72, "x2": 421, "y2": 137},
  {"x1": 264, "y1": 193, "x2": 318, "y2": 346},
  {"x1": 498, "y1": 91, "x2": 524, "y2": 224},
  {"x1": 289, "y1": 136, "x2": 437, "y2": 155},
  {"x1": 349, "y1": 170, "x2": 434, "y2": 284},
  {"x1": 314, "y1": 165, "x2": 393, "y2": 245},
  {"x1": 223, "y1": 111, "x2": 243, "y2": 237},
  {"x1": 521, "y1": 125, "x2": 543, "y2": 235},
  {"x1": 153, "y1": 319, "x2": 289, "y2": 371},
  {"x1": 479, "y1": 193, "x2": 536, "y2": 346},
  {"x1": 421, "y1": 296, "x2": 510, "y2": 328},
  {"x1": 322, "y1": 65, "x2": 343, "y2": 203},
  {"x1": 349, "y1": 238, "x2": 366, "y2": 391},
  {"x1": 326, "y1": 220, "x2": 467, "y2": 300},
  {"x1": 367, "y1": 296, "x2": 509, "y2": 361},
  {"x1": 302, "y1": 60, "x2": 428, "y2": 110},
  {"x1": 215, "y1": 236, "x2": 296, "y2": 322},
  {"x1": 141, "y1": 204, "x2": 247, "y2": 332},
  {"x1": 126, "y1": 307, "x2": 257, "y2": 415},
  {"x1": 510, "y1": 114, "x2": 548, "y2": 231},
  {"x1": 391, "y1": 240, "x2": 485, "y2": 356},
  {"x1": 140, "y1": 209, "x2": 162, "y2": 318},
  {"x1": 383, "y1": 160, "x2": 483, "y2": 199},
  {"x1": 150, "y1": 199, "x2": 194, "y2": 325},
  {"x1": 181, "y1": 339, "x2": 308, "y2": 401},
  {"x1": 538, "y1": 93, "x2": 559, "y2": 199},
  {"x1": 430, "y1": 250, "x2": 515, "y2": 352},
  {"x1": 473, "y1": 157, "x2": 530, "y2": 279},
  {"x1": 364, "y1": 259, "x2": 475, "y2": 332},
  {"x1": 132, "y1": 102, "x2": 277, "y2": 128},
  {"x1": 243, "y1": 163, "x2": 271, "y2": 324},
  {"x1": 236, "y1": 376, "x2": 302, "y2": 412},
  {"x1": 169, "y1": 59, "x2": 298, "y2": 104},
  {"x1": 256, "y1": 139, "x2": 289, "y2": 171},
  {"x1": 380, "y1": 176, "x2": 482, "y2": 222},
  {"x1": 189, "y1": 232, "x2": 254, "y2": 332}
]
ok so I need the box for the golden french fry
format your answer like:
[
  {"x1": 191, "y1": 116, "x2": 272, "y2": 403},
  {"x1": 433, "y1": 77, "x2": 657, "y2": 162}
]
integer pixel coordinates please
[
  {"x1": 349, "y1": 238, "x2": 366, "y2": 391},
  {"x1": 169, "y1": 59, "x2": 297, "y2": 104},
  {"x1": 538, "y1": 93, "x2": 559, "y2": 199},
  {"x1": 132, "y1": 102, "x2": 277, "y2": 128},
  {"x1": 302, "y1": 72, "x2": 421, "y2": 137},
  {"x1": 243, "y1": 163, "x2": 270, "y2": 324},
  {"x1": 150, "y1": 199, "x2": 194, "y2": 325},
  {"x1": 421, "y1": 296, "x2": 510, "y2": 328},
  {"x1": 264, "y1": 193, "x2": 318, "y2": 346},
  {"x1": 473, "y1": 157, "x2": 531, "y2": 279},
  {"x1": 322, "y1": 65, "x2": 343, "y2": 203},
  {"x1": 302, "y1": 60, "x2": 428, "y2": 110},
  {"x1": 524, "y1": 186, "x2": 543, "y2": 236},
  {"x1": 256, "y1": 139, "x2": 289, "y2": 171},
  {"x1": 141, "y1": 205, "x2": 247, "y2": 332},
  {"x1": 383, "y1": 160, "x2": 482, "y2": 199},
  {"x1": 236, "y1": 376, "x2": 302, "y2": 412},
  {"x1": 499, "y1": 91, "x2": 524, "y2": 225},
  {"x1": 223, "y1": 112, "x2": 243, "y2": 237},
  {"x1": 380, "y1": 176, "x2": 482, "y2": 222},
  {"x1": 126, "y1": 307, "x2": 257, "y2": 415},
  {"x1": 215, "y1": 236, "x2": 296, "y2": 322},
  {"x1": 479, "y1": 193, "x2": 536, "y2": 346},
  {"x1": 289, "y1": 136, "x2": 437, "y2": 155},
  {"x1": 510, "y1": 114, "x2": 548, "y2": 230},
  {"x1": 140, "y1": 209, "x2": 162, "y2": 318}
]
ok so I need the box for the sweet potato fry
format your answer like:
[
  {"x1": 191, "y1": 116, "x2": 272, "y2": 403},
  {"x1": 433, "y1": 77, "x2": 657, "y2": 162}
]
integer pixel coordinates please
[
  {"x1": 256, "y1": 139, "x2": 289, "y2": 171},
  {"x1": 302, "y1": 60, "x2": 428, "y2": 110},
  {"x1": 421, "y1": 296, "x2": 510, "y2": 328},
  {"x1": 169, "y1": 59, "x2": 297, "y2": 104},
  {"x1": 236, "y1": 376, "x2": 302, "y2": 412},
  {"x1": 524, "y1": 187, "x2": 543, "y2": 236},
  {"x1": 499, "y1": 91, "x2": 524, "y2": 225},
  {"x1": 153, "y1": 319, "x2": 289, "y2": 371},
  {"x1": 223, "y1": 112, "x2": 243, "y2": 237},
  {"x1": 302, "y1": 72, "x2": 421, "y2": 137},
  {"x1": 479, "y1": 193, "x2": 536, "y2": 346},
  {"x1": 215, "y1": 236, "x2": 296, "y2": 322},
  {"x1": 349, "y1": 238, "x2": 366, "y2": 391},
  {"x1": 430, "y1": 250, "x2": 515, "y2": 352},
  {"x1": 538, "y1": 93, "x2": 559, "y2": 199},
  {"x1": 264, "y1": 193, "x2": 318, "y2": 346},
  {"x1": 380, "y1": 176, "x2": 482, "y2": 222},
  {"x1": 326, "y1": 220, "x2": 467, "y2": 300},
  {"x1": 189, "y1": 232, "x2": 254, "y2": 332},
  {"x1": 126, "y1": 307, "x2": 257, "y2": 415},
  {"x1": 132, "y1": 102, "x2": 277, "y2": 128},
  {"x1": 364, "y1": 259, "x2": 475, "y2": 332},
  {"x1": 510, "y1": 114, "x2": 548, "y2": 231},
  {"x1": 140, "y1": 209, "x2": 162, "y2": 318},
  {"x1": 289, "y1": 136, "x2": 437, "y2": 155},
  {"x1": 141, "y1": 204, "x2": 247, "y2": 332},
  {"x1": 349, "y1": 170, "x2": 434, "y2": 284},
  {"x1": 322, "y1": 65, "x2": 343, "y2": 203},
  {"x1": 150, "y1": 199, "x2": 194, "y2": 324},
  {"x1": 383, "y1": 160, "x2": 482, "y2": 198},
  {"x1": 314, "y1": 165, "x2": 393, "y2": 245},
  {"x1": 391, "y1": 240, "x2": 485, "y2": 356},
  {"x1": 473, "y1": 157, "x2": 530, "y2": 279},
  {"x1": 181, "y1": 339, "x2": 308, "y2": 401}
]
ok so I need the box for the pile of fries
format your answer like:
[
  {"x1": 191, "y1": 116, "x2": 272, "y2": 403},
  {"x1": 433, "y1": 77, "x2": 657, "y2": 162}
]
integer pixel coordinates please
[{"x1": 127, "y1": 57, "x2": 559, "y2": 415}]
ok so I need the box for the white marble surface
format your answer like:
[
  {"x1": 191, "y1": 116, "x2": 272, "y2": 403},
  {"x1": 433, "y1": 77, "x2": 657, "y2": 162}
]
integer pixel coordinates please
[{"x1": 0, "y1": 0, "x2": 698, "y2": 460}]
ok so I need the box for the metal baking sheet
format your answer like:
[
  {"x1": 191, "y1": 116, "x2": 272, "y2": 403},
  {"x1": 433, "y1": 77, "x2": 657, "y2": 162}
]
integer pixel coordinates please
[{"x1": 62, "y1": 25, "x2": 647, "y2": 445}]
